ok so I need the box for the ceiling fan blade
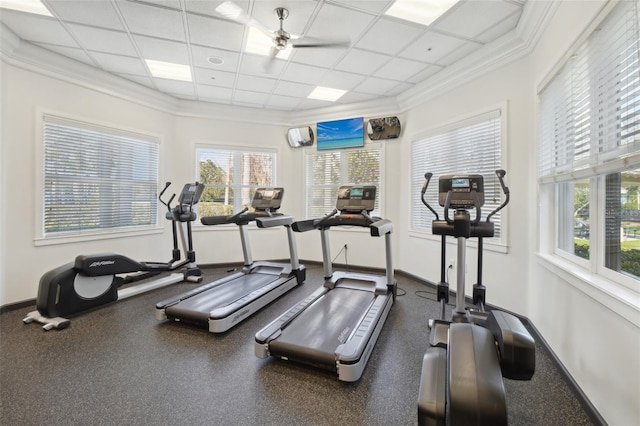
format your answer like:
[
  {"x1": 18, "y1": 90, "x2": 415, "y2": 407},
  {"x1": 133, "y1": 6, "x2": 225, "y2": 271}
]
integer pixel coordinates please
[
  {"x1": 291, "y1": 40, "x2": 350, "y2": 49},
  {"x1": 263, "y1": 46, "x2": 280, "y2": 74}
]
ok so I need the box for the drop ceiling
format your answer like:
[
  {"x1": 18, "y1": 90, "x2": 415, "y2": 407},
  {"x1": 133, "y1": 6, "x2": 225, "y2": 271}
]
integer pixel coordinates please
[{"x1": 0, "y1": 0, "x2": 528, "y2": 111}]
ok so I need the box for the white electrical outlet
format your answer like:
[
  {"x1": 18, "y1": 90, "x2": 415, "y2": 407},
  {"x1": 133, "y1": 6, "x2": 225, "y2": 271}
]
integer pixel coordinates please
[{"x1": 448, "y1": 258, "x2": 455, "y2": 269}]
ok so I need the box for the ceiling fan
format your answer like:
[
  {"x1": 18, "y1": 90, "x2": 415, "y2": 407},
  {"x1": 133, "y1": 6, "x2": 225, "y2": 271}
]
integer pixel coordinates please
[{"x1": 215, "y1": 1, "x2": 350, "y2": 60}]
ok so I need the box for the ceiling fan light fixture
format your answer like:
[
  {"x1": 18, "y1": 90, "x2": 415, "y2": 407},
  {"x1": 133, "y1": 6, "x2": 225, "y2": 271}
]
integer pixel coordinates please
[
  {"x1": 308, "y1": 86, "x2": 347, "y2": 102},
  {"x1": 0, "y1": 0, "x2": 53, "y2": 16},
  {"x1": 385, "y1": 0, "x2": 459, "y2": 26},
  {"x1": 245, "y1": 27, "x2": 291, "y2": 59}
]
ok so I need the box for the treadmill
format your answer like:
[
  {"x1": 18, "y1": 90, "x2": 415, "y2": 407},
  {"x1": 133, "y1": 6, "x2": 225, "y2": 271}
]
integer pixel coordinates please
[
  {"x1": 255, "y1": 186, "x2": 396, "y2": 382},
  {"x1": 155, "y1": 187, "x2": 306, "y2": 333}
]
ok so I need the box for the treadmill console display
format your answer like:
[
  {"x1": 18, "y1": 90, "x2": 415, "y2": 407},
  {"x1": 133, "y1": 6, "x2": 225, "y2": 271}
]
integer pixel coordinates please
[
  {"x1": 438, "y1": 175, "x2": 485, "y2": 208},
  {"x1": 252, "y1": 187, "x2": 284, "y2": 211},
  {"x1": 336, "y1": 186, "x2": 376, "y2": 212}
]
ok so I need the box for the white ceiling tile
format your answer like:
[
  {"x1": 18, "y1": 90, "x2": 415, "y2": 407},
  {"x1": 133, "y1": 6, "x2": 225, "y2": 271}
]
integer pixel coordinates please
[
  {"x1": 281, "y1": 62, "x2": 328, "y2": 85},
  {"x1": 399, "y1": 30, "x2": 469, "y2": 64},
  {"x1": 116, "y1": 0, "x2": 186, "y2": 42},
  {"x1": 236, "y1": 74, "x2": 277, "y2": 93},
  {"x1": 330, "y1": 1, "x2": 394, "y2": 14},
  {"x1": 290, "y1": 45, "x2": 348, "y2": 69},
  {"x1": 385, "y1": 81, "x2": 414, "y2": 96},
  {"x1": 46, "y1": 0, "x2": 124, "y2": 31},
  {"x1": 197, "y1": 85, "x2": 233, "y2": 102},
  {"x1": 67, "y1": 24, "x2": 137, "y2": 56},
  {"x1": 233, "y1": 90, "x2": 270, "y2": 106},
  {"x1": 265, "y1": 94, "x2": 302, "y2": 110},
  {"x1": 319, "y1": 70, "x2": 365, "y2": 91},
  {"x1": 190, "y1": 45, "x2": 240, "y2": 73},
  {"x1": 194, "y1": 68, "x2": 236, "y2": 87},
  {"x1": 133, "y1": 35, "x2": 189, "y2": 64},
  {"x1": 373, "y1": 57, "x2": 429, "y2": 81},
  {"x1": 354, "y1": 76, "x2": 403, "y2": 95},
  {"x1": 335, "y1": 48, "x2": 390, "y2": 75},
  {"x1": 0, "y1": 11, "x2": 79, "y2": 47},
  {"x1": 355, "y1": 18, "x2": 423, "y2": 55},
  {"x1": 306, "y1": 3, "x2": 376, "y2": 43},
  {"x1": 337, "y1": 91, "x2": 378, "y2": 104},
  {"x1": 272, "y1": 80, "x2": 315, "y2": 98},
  {"x1": 433, "y1": 0, "x2": 521, "y2": 40},
  {"x1": 187, "y1": 13, "x2": 244, "y2": 50},
  {"x1": 91, "y1": 51, "x2": 148, "y2": 75},
  {"x1": 238, "y1": 54, "x2": 287, "y2": 78},
  {"x1": 155, "y1": 78, "x2": 195, "y2": 97}
]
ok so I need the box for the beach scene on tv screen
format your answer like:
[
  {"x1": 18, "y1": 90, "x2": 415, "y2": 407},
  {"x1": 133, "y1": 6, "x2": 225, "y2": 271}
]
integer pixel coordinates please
[{"x1": 317, "y1": 117, "x2": 364, "y2": 150}]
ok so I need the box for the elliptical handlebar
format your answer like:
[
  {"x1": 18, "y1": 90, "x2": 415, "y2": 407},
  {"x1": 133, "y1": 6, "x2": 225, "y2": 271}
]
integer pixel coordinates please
[
  {"x1": 487, "y1": 170, "x2": 510, "y2": 222},
  {"x1": 421, "y1": 173, "x2": 440, "y2": 221},
  {"x1": 159, "y1": 182, "x2": 174, "y2": 211}
]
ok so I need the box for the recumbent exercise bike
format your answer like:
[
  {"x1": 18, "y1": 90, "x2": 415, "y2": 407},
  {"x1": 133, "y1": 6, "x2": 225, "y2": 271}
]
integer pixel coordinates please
[
  {"x1": 417, "y1": 170, "x2": 535, "y2": 425},
  {"x1": 23, "y1": 182, "x2": 204, "y2": 330}
]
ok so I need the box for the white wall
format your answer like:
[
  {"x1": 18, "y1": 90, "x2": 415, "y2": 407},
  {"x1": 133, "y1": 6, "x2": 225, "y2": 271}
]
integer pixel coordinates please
[
  {"x1": 0, "y1": 63, "x2": 177, "y2": 305},
  {"x1": 528, "y1": 1, "x2": 639, "y2": 424}
]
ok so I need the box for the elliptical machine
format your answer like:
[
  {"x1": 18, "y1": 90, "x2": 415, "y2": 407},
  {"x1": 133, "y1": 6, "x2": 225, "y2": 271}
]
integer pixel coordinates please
[
  {"x1": 417, "y1": 170, "x2": 535, "y2": 425},
  {"x1": 23, "y1": 182, "x2": 204, "y2": 331}
]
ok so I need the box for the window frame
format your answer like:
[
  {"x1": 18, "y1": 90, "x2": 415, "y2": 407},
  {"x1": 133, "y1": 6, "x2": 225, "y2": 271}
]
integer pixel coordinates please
[
  {"x1": 194, "y1": 142, "x2": 278, "y2": 226},
  {"x1": 536, "y1": 0, "x2": 640, "y2": 310},
  {"x1": 409, "y1": 104, "x2": 508, "y2": 253},
  {"x1": 34, "y1": 109, "x2": 163, "y2": 246},
  {"x1": 302, "y1": 140, "x2": 385, "y2": 222}
]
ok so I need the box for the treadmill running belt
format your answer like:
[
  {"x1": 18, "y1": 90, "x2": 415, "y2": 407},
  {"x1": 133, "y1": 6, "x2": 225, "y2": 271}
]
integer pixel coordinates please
[
  {"x1": 165, "y1": 273, "x2": 280, "y2": 324},
  {"x1": 269, "y1": 287, "x2": 375, "y2": 367}
]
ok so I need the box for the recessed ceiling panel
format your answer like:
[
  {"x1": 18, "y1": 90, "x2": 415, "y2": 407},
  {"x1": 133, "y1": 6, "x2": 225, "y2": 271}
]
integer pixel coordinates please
[
  {"x1": 117, "y1": 0, "x2": 186, "y2": 42},
  {"x1": 67, "y1": 24, "x2": 137, "y2": 56},
  {"x1": 335, "y1": 48, "x2": 390, "y2": 76},
  {"x1": 91, "y1": 51, "x2": 147, "y2": 76},
  {"x1": 187, "y1": 13, "x2": 244, "y2": 51},
  {"x1": 305, "y1": 3, "x2": 376, "y2": 42},
  {"x1": 433, "y1": 0, "x2": 521, "y2": 40},
  {"x1": 399, "y1": 30, "x2": 470, "y2": 64},
  {"x1": 373, "y1": 57, "x2": 430, "y2": 81},
  {"x1": 47, "y1": 0, "x2": 124, "y2": 31},
  {"x1": 133, "y1": 35, "x2": 190, "y2": 64},
  {"x1": 355, "y1": 17, "x2": 423, "y2": 55}
]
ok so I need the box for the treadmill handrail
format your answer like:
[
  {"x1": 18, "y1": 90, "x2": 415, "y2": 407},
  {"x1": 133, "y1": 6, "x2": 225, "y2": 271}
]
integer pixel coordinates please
[{"x1": 256, "y1": 214, "x2": 293, "y2": 228}]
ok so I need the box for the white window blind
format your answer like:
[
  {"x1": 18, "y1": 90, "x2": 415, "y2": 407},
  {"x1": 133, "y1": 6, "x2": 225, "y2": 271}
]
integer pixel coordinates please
[
  {"x1": 42, "y1": 115, "x2": 159, "y2": 237},
  {"x1": 539, "y1": 0, "x2": 640, "y2": 182},
  {"x1": 196, "y1": 146, "x2": 275, "y2": 217},
  {"x1": 411, "y1": 110, "x2": 503, "y2": 237},
  {"x1": 305, "y1": 144, "x2": 382, "y2": 218}
]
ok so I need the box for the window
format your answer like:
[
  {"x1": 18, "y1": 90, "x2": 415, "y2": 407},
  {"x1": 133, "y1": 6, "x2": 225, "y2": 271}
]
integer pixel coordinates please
[
  {"x1": 40, "y1": 114, "x2": 159, "y2": 240},
  {"x1": 538, "y1": 0, "x2": 640, "y2": 285},
  {"x1": 304, "y1": 143, "x2": 382, "y2": 218},
  {"x1": 196, "y1": 145, "x2": 276, "y2": 217},
  {"x1": 410, "y1": 109, "x2": 505, "y2": 243}
]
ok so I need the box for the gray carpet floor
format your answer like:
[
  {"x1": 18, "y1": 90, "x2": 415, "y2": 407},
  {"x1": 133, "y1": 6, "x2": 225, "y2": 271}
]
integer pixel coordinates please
[{"x1": 1, "y1": 264, "x2": 597, "y2": 425}]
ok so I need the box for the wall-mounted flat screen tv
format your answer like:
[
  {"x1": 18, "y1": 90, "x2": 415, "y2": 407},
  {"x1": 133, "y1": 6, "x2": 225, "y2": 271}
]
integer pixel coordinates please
[{"x1": 316, "y1": 117, "x2": 364, "y2": 150}]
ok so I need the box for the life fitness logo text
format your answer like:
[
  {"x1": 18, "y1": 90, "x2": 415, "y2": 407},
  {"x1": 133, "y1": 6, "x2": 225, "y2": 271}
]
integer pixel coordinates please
[{"x1": 89, "y1": 260, "x2": 115, "y2": 268}]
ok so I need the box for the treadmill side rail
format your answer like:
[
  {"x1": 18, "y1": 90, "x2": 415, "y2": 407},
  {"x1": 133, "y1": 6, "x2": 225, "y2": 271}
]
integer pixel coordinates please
[{"x1": 336, "y1": 293, "x2": 394, "y2": 382}]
